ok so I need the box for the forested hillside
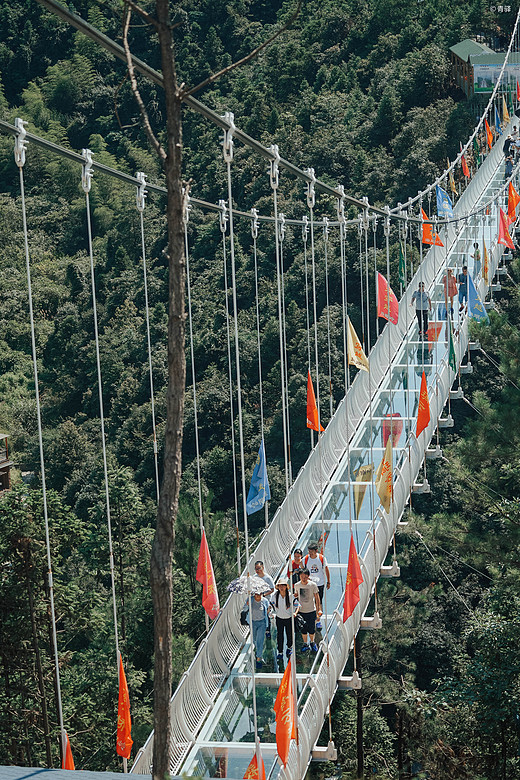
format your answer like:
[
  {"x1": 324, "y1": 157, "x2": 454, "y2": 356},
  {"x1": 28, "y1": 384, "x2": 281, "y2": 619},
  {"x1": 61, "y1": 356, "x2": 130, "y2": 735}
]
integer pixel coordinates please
[{"x1": 1, "y1": 0, "x2": 519, "y2": 777}]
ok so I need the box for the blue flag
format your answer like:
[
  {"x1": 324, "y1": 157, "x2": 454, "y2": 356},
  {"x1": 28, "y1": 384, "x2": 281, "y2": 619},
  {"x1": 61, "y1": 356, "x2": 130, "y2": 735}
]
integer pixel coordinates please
[
  {"x1": 495, "y1": 104, "x2": 503, "y2": 136},
  {"x1": 436, "y1": 185, "x2": 453, "y2": 218},
  {"x1": 246, "y1": 439, "x2": 271, "y2": 515},
  {"x1": 468, "y1": 273, "x2": 489, "y2": 323}
]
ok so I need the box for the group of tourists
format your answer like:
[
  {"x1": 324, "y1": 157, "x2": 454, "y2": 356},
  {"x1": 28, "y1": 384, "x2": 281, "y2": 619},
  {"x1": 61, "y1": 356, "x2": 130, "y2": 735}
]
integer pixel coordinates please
[
  {"x1": 411, "y1": 261, "x2": 473, "y2": 337},
  {"x1": 242, "y1": 542, "x2": 330, "y2": 670},
  {"x1": 503, "y1": 126, "x2": 519, "y2": 181}
]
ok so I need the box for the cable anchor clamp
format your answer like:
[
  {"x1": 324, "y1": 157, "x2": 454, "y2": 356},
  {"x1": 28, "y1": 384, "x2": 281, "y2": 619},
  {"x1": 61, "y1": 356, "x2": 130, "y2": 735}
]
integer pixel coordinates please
[
  {"x1": 302, "y1": 214, "x2": 309, "y2": 242},
  {"x1": 182, "y1": 187, "x2": 191, "y2": 225},
  {"x1": 323, "y1": 215, "x2": 330, "y2": 243},
  {"x1": 383, "y1": 205, "x2": 391, "y2": 238},
  {"x1": 136, "y1": 171, "x2": 147, "y2": 213},
  {"x1": 336, "y1": 185, "x2": 346, "y2": 225},
  {"x1": 269, "y1": 144, "x2": 280, "y2": 190},
  {"x1": 81, "y1": 148, "x2": 93, "y2": 193},
  {"x1": 222, "y1": 112, "x2": 235, "y2": 163},
  {"x1": 305, "y1": 167, "x2": 316, "y2": 209},
  {"x1": 251, "y1": 207, "x2": 259, "y2": 240},
  {"x1": 219, "y1": 199, "x2": 228, "y2": 234},
  {"x1": 362, "y1": 196, "x2": 370, "y2": 231},
  {"x1": 278, "y1": 212, "x2": 286, "y2": 243},
  {"x1": 14, "y1": 117, "x2": 28, "y2": 168}
]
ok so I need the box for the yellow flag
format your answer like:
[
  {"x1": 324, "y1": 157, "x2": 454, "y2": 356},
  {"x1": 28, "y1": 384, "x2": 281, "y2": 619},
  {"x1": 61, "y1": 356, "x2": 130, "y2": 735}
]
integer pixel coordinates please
[
  {"x1": 347, "y1": 318, "x2": 369, "y2": 372},
  {"x1": 483, "y1": 240, "x2": 489, "y2": 284},
  {"x1": 353, "y1": 463, "x2": 373, "y2": 521},
  {"x1": 503, "y1": 95, "x2": 510, "y2": 125},
  {"x1": 447, "y1": 159, "x2": 456, "y2": 196},
  {"x1": 375, "y1": 438, "x2": 393, "y2": 513}
]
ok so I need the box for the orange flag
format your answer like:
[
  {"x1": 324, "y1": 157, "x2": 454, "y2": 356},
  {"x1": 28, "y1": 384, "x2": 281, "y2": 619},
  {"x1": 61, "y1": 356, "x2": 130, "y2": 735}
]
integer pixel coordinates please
[
  {"x1": 499, "y1": 207, "x2": 515, "y2": 250},
  {"x1": 116, "y1": 654, "x2": 133, "y2": 759},
  {"x1": 196, "y1": 529, "x2": 220, "y2": 619},
  {"x1": 375, "y1": 437, "x2": 393, "y2": 513},
  {"x1": 244, "y1": 751, "x2": 266, "y2": 780},
  {"x1": 485, "y1": 119, "x2": 493, "y2": 149},
  {"x1": 343, "y1": 533, "x2": 363, "y2": 621},
  {"x1": 460, "y1": 143, "x2": 469, "y2": 178},
  {"x1": 508, "y1": 181, "x2": 520, "y2": 223},
  {"x1": 416, "y1": 371, "x2": 430, "y2": 437},
  {"x1": 517, "y1": 79, "x2": 520, "y2": 102},
  {"x1": 306, "y1": 371, "x2": 324, "y2": 432},
  {"x1": 421, "y1": 208, "x2": 444, "y2": 247},
  {"x1": 376, "y1": 272, "x2": 399, "y2": 324},
  {"x1": 274, "y1": 658, "x2": 296, "y2": 766},
  {"x1": 62, "y1": 730, "x2": 75, "y2": 770}
]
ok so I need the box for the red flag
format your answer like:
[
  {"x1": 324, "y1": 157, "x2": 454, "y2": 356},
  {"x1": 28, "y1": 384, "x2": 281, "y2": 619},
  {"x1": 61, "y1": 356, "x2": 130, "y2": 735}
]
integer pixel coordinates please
[
  {"x1": 196, "y1": 529, "x2": 220, "y2": 619},
  {"x1": 62, "y1": 730, "x2": 75, "y2": 770},
  {"x1": 508, "y1": 181, "x2": 520, "y2": 223},
  {"x1": 244, "y1": 752, "x2": 266, "y2": 780},
  {"x1": 343, "y1": 534, "x2": 363, "y2": 621},
  {"x1": 376, "y1": 272, "x2": 399, "y2": 324},
  {"x1": 485, "y1": 119, "x2": 493, "y2": 149},
  {"x1": 416, "y1": 371, "x2": 430, "y2": 437},
  {"x1": 274, "y1": 658, "x2": 296, "y2": 766},
  {"x1": 382, "y1": 413, "x2": 403, "y2": 448},
  {"x1": 517, "y1": 79, "x2": 520, "y2": 102},
  {"x1": 421, "y1": 208, "x2": 444, "y2": 247},
  {"x1": 306, "y1": 371, "x2": 324, "y2": 432},
  {"x1": 427, "y1": 322, "x2": 442, "y2": 345},
  {"x1": 116, "y1": 654, "x2": 133, "y2": 759},
  {"x1": 460, "y1": 143, "x2": 469, "y2": 178},
  {"x1": 499, "y1": 207, "x2": 515, "y2": 250}
]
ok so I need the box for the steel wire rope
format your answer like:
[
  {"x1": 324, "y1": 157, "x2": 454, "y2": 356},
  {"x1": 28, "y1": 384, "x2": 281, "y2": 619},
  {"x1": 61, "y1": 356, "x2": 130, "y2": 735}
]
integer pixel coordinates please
[
  {"x1": 373, "y1": 216, "x2": 379, "y2": 340},
  {"x1": 251, "y1": 209, "x2": 269, "y2": 529},
  {"x1": 135, "y1": 173, "x2": 160, "y2": 503},
  {"x1": 323, "y1": 216, "x2": 334, "y2": 418},
  {"x1": 414, "y1": 532, "x2": 472, "y2": 612},
  {"x1": 383, "y1": 208, "x2": 398, "y2": 563},
  {"x1": 15, "y1": 119, "x2": 66, "y2": 759},
  {"x1": 401, "y1": 212, "x2": 415, "y2": 516},
  {"x1": 278, "y1": 211, "x2": 293, "y2": 485},
  {"x1": 219, "y1": 201, "x2": 241, "y2": 575},
  {"x1": 358, "y1": 216, "x2": 366, "y2": 350},
  {"x1": 184, "y1": 197, "x2": 210, "y2": 634},
  {"x1": 222, "y1": 117, "x2": 263, "y2": 772},
  {"x1": 303, "y1": 215, "x2": 314, "y2": 449}
]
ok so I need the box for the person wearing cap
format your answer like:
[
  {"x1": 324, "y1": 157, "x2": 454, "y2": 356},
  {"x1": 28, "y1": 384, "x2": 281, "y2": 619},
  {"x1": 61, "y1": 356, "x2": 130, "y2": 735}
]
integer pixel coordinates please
[
  {"x1": 303, "y1": 541, "x2": 330, "y2": 630},
  {"x1": 271, "y1": 578, "x2": 299, "y2": 661},
  {"x1": 294, "y1": 567, "x2": 321, "y2": 653}
]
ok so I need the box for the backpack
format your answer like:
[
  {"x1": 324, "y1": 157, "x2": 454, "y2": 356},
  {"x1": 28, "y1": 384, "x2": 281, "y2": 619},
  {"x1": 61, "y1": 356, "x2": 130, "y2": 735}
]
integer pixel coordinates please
[{"x1": 304, "y1": 553, "x2": 324, "y2": 567}]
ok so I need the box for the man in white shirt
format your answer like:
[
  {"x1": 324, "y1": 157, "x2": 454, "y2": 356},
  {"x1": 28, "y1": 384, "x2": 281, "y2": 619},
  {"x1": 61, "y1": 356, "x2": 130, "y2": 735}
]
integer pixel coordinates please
[
  {"x1": 294, "y1": 568, "x2": 321, "y2": 653},
  {"x1": 304, "y1": 542, "x2": 330, "y2": 630}
]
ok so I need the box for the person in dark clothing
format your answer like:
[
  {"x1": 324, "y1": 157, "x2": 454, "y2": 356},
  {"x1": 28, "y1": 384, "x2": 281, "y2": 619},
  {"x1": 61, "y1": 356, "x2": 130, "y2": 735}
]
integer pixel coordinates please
[{"x1": 411, "y1": 282, "x2": 432, "y2": 338}]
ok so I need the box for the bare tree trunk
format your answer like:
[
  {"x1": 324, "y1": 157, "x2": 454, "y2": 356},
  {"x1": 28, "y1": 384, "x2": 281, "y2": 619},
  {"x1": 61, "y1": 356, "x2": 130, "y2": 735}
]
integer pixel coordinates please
[{"x1": 150, "y1": 2, "x2": 186, "y2": 778}]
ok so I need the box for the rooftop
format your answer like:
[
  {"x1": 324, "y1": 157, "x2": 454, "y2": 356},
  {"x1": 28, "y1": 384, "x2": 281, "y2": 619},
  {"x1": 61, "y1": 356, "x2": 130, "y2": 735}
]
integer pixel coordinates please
[{"x1": 449, "y1": 39, "x2": 495, "y2": 62}]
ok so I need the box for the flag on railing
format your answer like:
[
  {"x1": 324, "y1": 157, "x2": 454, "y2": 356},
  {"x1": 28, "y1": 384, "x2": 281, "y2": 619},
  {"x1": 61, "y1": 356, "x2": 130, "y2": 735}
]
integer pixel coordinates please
[
  {"x1": 274, "y1": 658, "x2": 296, "y2": 766},
  {"x1": 375, "y1": 437, "x2": 393, "y2": 513},
  {"x1": 473, "y1": 136, "x2": 481, "y2": 166},
  {"x1": 508, "y1": 181, "x2": 520, "y2": 223},
  {"x1": 244, "y1": 751, "x2": 266, "y2": 780},
  {"x1": 468, "y1": 274, "x2": 489, "y2": 323},
  {"x1": 499, "y1": 206, "x2": 515, "y2": 250},
  {"x1": 421, "y1": 208, "x2": 443, "y2": 246},
  {"x1": 62, "y1": 730, "x2": 75, "y2": 770},
  {"x1": 436, "y1": 184, "x2": 454, "y2": 218},
  {"x1": 116, "y1": 653, "x2": 133, "y2": 760},
  {"x1": 416, "y1": 371, "x2": 430, "y2": 437},
  {"x1": 398, "y1": 242, "x2": 406, "y2": 286},
  {"x1": 495, "y1": 104, "x2": 503, "y2": 136},
  {"x1": 460, "y1": 143, "x2": 470, "y2": 178},
  {"x1": 503, "y1": 95, "x2": 510, "y2": 125},
  {"x1": 448, "y1": 319, "x2": 457, "y2": 373},
  {"x1": 446, "y1": 161, "x2": 457, "y2": 196},
  {"x1": 376, "y1": 272, "x2": 399, "y2": 324},
  {"x1": 483, "y1": 240, "x2": 489, "y2": 284},
  {"x1": 517, "y1": 79, "x2": 520, "y2": 102},
  {"x1": 306, "y1": 371, "x2": 324, "y2": 432},
  {"x1": 485, "y1": 118, "x2": 493, "y2": 149},
  {"x1": 508, "y1": 83, "x2": 514, "y2": 113},
  {"x1": 246, "y1": 439, "x2": 271, "y2": 515},
  {"x1": 382, "y1": 413, "x2": 403, "y2": 448},
  {"x1": 354, "y1": 464, "x2": 373, "y2": 521},
  {"x1": 196, "y1": 529, "x2": 220, "y2": 619},
  {"x1": 343, "y1": 534, "x2": 363, "y2": 621},
  {"x1": 347, "y1": 318, "x2": 369, "y2": 372}
]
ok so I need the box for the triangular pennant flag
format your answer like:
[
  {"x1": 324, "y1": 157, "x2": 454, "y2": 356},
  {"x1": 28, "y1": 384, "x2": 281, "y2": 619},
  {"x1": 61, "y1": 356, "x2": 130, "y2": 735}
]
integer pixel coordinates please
[
  {"x1": 244, "y1": 751, "x2": 266, "y2": 780},
  {"x1": 421, "y1": 208, "x2": 444, "y2": 246},
  {"x1": 460, "y1": 143, "x2": 470, "y2": 178},
  {"x1": 62, "y1": 730, "x2": 75, "y2": 770},
  {"x1": 376, "y1": 272, "x2": 399, "y2": 324},
  {"x1": 483, "y1": 240, "x2": 490, "y2": 284},
  {"x1": 468, "y1": 274, "x2": 489, "y2": 323},
  {"x1": 503, "y1": 95, "x2": 510, "y2": 125},
  {"x1": 246, "y1": 439, "x2": 271, "y2": 515},
  {"x1": 375, "y1": 437, "x2": 393, "y2": 513},
  {"x1": 347, "y1": 317, "x2": 369, "y2": 372},
  {"x1": 448, "y1": 320, "x2": 457, "y2": 373},
  {"x1": 416, "y1": 371, "x2": 430, "y2": 437},
  {"x1": 499, "y1": 207, "x2": 515, "y2": 250},
  {"x1": 485, "y1": 118, "x2": 493, "y2": 149},
  {"x1": 306, "y1": 371, "x2": 324, "y2": 432},
  {"x1": 116, "y1": 654, "x2": 133, "y2": 760},
  {"x1": 343, "y1": 534, "x2": 363, "y2": 621},
  {"x1": 274, "y1": 658, "x2": 296, "y2": 766},
  {"x1": 353, "y1": 463, "x2": 373, "y2": 521},
  {"x1": 508, "y1": 181, "x2": 520, "y2": 224},
  {"x1": 196, "y1": 529, "x2": 220, "y2": 619},
  {"x1": 398, "y1": 242, "x2": 406, "y2": 286},
  {"x1": 427, "y1": 322, "x2": 443, "y2": 345}
]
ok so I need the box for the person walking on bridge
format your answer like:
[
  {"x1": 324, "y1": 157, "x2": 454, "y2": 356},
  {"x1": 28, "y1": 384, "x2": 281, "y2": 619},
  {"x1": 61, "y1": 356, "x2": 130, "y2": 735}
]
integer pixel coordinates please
[
  {"x1": 295, "y1": 567, "x2": 321, "y2": 654},
  {"x1": 411, "y1": 282, "x2": 432, "y2": 338}
]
